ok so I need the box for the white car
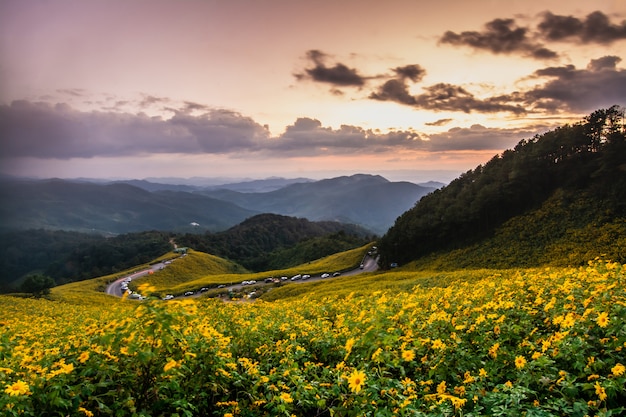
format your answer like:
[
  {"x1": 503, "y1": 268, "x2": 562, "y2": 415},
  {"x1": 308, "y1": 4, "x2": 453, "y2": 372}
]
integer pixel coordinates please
[
  {"x1": 321, "y1": 273, "x2": 330, "y2": 278},
  {"x1": 163, "y1": 294, "x2": 174, "y2": 300}
]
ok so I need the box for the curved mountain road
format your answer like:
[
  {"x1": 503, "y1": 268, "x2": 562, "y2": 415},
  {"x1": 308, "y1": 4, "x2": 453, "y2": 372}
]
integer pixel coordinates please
[{"x1": 105, "y1": 253, "x2": 379, "y2": 300}]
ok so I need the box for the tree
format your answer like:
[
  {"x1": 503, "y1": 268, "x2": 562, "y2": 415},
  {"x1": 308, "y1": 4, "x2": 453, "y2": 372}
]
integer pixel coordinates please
[{"x1": 20, "y1": 274, "x2": 55, "y2": 298}]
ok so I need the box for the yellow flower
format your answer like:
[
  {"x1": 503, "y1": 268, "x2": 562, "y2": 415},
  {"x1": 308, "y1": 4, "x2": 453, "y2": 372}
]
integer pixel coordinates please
[
  {"x1": 612, "y1": 363, "x2": 625, "y2": 377},
  {"x1": 436, "y1": 380, "x2": 447, "y2": 394},
  {"x1": 504, "y1": 381, "x2": 513, "y2": 388},
  {"x1": 344, "y1": 338, "x2": 355, "y2": 353},
  {"x1": 431, "y1": 339, "x2": 446, "y2": 350},
  {"x1": 163, "y1": 359, "x2": 179, "y2": 372},
  {"x1": 279, "y1": 392, "x2": 293, "y2": 403},
  {"x1": 401, "y1": 349, "x2": 415, "y2": 362},
  {"x1": 371, "y1": 347, "x2": 382, "y2": 361},
  {"x1": 479, "y1": 368, "x2": 488, "y2": 378},
  {"x1": 59, "y1": 362, "x2": 74, "y2": 375},
  {"x1": 4, "y1": 380, "x2": 30, "y2": 396},
  {"x1": 596, "y1": 311, "x2": 609, "y2": 328},
  {"x1": 78, "y1": 406, "x2": 94, "y2": 417},
  {"x1": 348, "y1": 369, "x2": 366, "y2": 393},
  {"x1": 78, "y1": 351, "x2": 90, "y2": 364},
  {"x1": 488, "y1": 342, "x2": 500, "y2": 358},
  {"x1": 515, "y1": 355, "x2": 527, "y2": 369},
  {"x1": 594, "y1": 382, "x2": 607, "y2": 401}
]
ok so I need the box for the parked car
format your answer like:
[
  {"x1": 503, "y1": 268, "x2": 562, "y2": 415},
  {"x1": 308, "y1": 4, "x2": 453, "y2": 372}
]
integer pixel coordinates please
[
  {"x1": 184, "y1": 291, "x2": 194, "y2": 296},
  {"x1": 321, "y1": 273, "x2": 330, "y2": 278}
]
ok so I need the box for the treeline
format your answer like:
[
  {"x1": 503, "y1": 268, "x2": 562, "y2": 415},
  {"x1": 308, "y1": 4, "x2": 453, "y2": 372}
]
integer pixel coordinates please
[
  {"x1": 0, "y1": 230, "x2": 173, "y2": 292},
  {"x1": 176, "y1": 213, "x2": 373, "y2": 271},
  {"x1": 379, "y1": 106, "x2": 626, "y2": 268}
]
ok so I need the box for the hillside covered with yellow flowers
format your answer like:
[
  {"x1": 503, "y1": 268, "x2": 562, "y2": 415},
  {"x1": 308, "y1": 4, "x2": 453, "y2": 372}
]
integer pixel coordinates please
[{"x1": 1, "y1": 258, "x2": 625, "y2": 416}]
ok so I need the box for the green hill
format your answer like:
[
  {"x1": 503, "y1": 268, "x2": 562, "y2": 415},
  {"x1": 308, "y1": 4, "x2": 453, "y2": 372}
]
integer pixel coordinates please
[
  {"x1": 378, "y1": 106, "x2": 626, "y2": 269},
  {"x1": 176, "y1": 213, "x2": 372, "y2": 271}
]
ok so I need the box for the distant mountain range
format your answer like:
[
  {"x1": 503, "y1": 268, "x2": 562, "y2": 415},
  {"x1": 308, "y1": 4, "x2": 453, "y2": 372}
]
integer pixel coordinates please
[{"x1": 0, "y1": 174, "x2": 440, "y2": 235}]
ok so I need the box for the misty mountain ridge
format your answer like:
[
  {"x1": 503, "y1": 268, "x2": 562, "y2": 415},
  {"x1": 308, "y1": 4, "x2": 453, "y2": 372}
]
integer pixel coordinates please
[{"x1": 0, "y1": 174, "x2": 437, "y2": 235}]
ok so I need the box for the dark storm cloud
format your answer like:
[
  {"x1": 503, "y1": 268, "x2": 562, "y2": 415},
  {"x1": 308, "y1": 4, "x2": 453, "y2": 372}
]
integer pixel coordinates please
[
  {"x1": 538, "y1": 11, "x2": 626, "y2": 44},
  {"x1": 439, "y1": 18, "x2": 558, "y2": 59},
  {"x1": 522, "y1": 56, "x2": 626, "y2": 112},
  {"x1": 297, "y1": 49, "x2": 366, "y2": 87},
  {"x1": 0, "y1": 100, "x2": 269, "y2": 159}
]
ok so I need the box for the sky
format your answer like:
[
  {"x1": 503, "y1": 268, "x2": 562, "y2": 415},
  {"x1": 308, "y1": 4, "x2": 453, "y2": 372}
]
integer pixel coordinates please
[{"x1": 1, "y1": 0, "x2": 625, "y2": 184}]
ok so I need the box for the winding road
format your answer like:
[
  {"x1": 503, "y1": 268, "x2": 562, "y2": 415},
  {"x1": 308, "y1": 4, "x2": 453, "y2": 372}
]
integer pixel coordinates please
[{"x1": 105, "y1": 252, "x2": 379, "y2": 300}]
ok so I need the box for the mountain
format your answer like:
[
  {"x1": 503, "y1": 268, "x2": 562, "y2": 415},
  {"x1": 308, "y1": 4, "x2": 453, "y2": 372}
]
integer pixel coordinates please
[
  {"x1": 0, "y1": 178, "x2": 259, "y2": 234},
  {"x1": 378, "y1": 106, "x2": 626, "y2": 268},
  {"x1": 199, "y1": 174, "x2": 435, "y2": 234},
  {"x1": 202, "y1": 177, "x2": 314, "y2": 193},
  {"x1": 0, "y1": 174, "x2": 435, "y2": 235},
  {"x1": 112, "y1": 177, "x2": 313, "y2": 193}
]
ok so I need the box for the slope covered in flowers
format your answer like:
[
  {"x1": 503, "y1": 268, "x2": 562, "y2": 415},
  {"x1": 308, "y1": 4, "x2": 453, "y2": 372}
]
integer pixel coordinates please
[{"x1": 1, "y1": 261, "x2": 625, "y2": 416}]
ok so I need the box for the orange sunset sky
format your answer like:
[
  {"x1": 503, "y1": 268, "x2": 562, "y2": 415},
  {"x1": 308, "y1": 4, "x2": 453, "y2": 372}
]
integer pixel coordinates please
[{"x1": 1, "y1": 0, "x2": 625, "y2": 183}]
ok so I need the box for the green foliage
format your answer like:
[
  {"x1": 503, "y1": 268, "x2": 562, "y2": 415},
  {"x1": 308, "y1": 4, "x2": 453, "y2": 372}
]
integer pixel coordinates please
[
  {"x1": 0, "y1": 229, "x2": 104, "y2": 291},
  {"x1": 379, "y1": 106, "x2": 626, "y2": 268},
  {"x1": 19, "y1": 274, "x2": 55, "y2": 298},
  {"x1": 411, "y1": 191, "x2": 626, "y2": 270}
]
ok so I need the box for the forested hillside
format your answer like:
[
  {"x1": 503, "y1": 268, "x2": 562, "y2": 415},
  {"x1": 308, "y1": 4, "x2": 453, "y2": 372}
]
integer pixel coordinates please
[
  {"x1": 379, "y1": 106, "x2": 626, "y2": 268},
  {"x1": 176, "y1": 213, "x2": 372, "y2": 271},
  {"x1": 0, "y1": 230, "x2": 173, "y2": 291}
]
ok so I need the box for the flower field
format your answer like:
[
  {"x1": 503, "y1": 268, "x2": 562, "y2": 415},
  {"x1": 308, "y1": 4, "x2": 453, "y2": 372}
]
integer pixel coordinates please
[{"x1": 1, "y1": 260, "x2": 625, "y2": 416}]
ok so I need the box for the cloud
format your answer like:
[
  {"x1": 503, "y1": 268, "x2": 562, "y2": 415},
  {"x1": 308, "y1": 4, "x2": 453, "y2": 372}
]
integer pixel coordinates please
[
  {"x1": 425, "y1": 118, "x2": 453, "y2": 127},
  {"x1": 439, "y1": 18, "x2": 557, "y2": 59},
  {"x1": 393, "y1": 64, "x2": 426, "y2": 82},
  {"x1": 440, "y1": 10, "x2": 626, "y2": 60},
  {"x1": 296, "y1": 50, "x2": 366, "y2": 87},
  {"x1": 522, "y1": 56, "x2": 626, "y2": 112},
  {"x1": 370, "y1": 79, "x2": 527, "y2": 114},
  {"x1": 369, "y1": 79, "x2": 417, "y2": 105},
  {"x1": 537, "y1": 11, "x2": 626, "y2": 44},
  {"x1": 0, "y1": 100, "x2": 269, "y2": 159},
  {"x1": 425, "y1": 124, "x2": 545, "y2": 152},
  {"x1": 271, "y1": 117, "x2": 427, "y2": 155}
]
